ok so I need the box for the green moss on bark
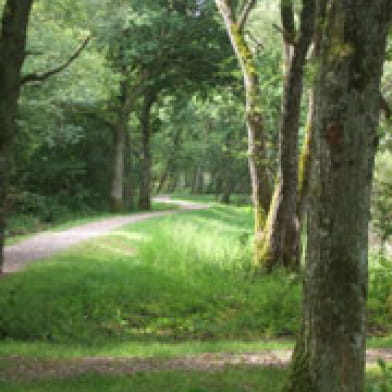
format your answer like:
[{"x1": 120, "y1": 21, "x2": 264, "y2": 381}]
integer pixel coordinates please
[{"x1": 284, "y1": 336, "x2": 315, "y2": 392}]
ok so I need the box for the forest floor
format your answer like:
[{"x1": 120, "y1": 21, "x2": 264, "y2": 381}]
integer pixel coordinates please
[{"x1": 3, "y1": 196, "x2": 208, "y2": 273}]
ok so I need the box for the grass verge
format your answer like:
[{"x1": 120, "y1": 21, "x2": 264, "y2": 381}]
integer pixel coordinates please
[
  {"x1": 0, "y1": 367, "x2": 284, "y2": 392},
  {"x1": 0, "y1": 367, "x2": 388, "y2": 391}
]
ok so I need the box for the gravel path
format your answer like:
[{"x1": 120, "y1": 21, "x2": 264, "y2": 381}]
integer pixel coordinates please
[
  {"x1": 3, "y1": 196, "x2": 208, "y2": 273},
  {"x1": 1, "y1": 348, "x2": 392, "y2": 381}
]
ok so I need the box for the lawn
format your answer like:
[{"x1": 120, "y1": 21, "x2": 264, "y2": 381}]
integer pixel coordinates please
[
  {"x1": 0, "y1": 366, "x2": 389, "y2": 391},
  {"x1": 0, "y1": 367, "x2": 285, "y2": 392}
]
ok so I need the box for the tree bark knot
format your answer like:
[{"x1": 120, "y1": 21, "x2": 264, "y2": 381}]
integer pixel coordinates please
[{"x1": 325, "y1": 122, "x2": 343, "y2": 145}]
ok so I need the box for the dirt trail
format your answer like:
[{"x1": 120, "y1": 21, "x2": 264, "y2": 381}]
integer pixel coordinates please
[
  {"x1": 3, "y1": 196, "x2": 208, "y2": 273},
  {"x1": 1, "y1": 349, "x2": 392, "y2": 381}
]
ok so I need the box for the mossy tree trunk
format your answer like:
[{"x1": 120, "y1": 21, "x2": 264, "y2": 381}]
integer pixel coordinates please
[
  {"x1": 296, "y1": 91, "x2": 315, "y2": 225},
  {"x1": 262, "y1": 0, "x2": 315, "y2": 271},
  {"x1": 0, "y1": 0, "x2": 34, "y2": 273},
  {"x1": 215, "y1": 0, "x2": 272, "y2": 265},
  {"x1": 139, "y1": 89, "x2": 156, "y2": 211},
  {"x1": 286, "y1": 1, "x2": 391, "y2": 391}
]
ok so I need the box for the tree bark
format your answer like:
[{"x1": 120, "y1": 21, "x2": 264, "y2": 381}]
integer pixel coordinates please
[
  {"x1": 110, "y1": 76, "x2": 143, "y2": 212},
  {"x1": 297, "y1": 91, "x2": 315, "y2": 225},
  {"x1": 110, "y1": 81, "x2": 134, "y2": 212},
  {"x1": 286, "y1": 1, "x2": 391, "y2": 391},
  {"x1": 261, "y1": 0, "x2": 315, "y2": 271},
  {"x1": 138, "y1": 90, "x2": 156, "y2": 210},
  {"x1": 110, "y1": 112, "x2": 126, "y2": 212},
  {"x1": 214, "y1": 0, "x2": 272, "y2": 265},
  {"x1": 124, "y1": 129, "x2": 135, "y2": 210},
  {"x1": 0, "y1": 0, "x2": 34, "y2": 273},
  {"x1": 156, "y1": 128, "x2": 182, "y2": 194}
]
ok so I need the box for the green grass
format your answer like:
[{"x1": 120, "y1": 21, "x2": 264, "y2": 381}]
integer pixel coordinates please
[
  {"x1": 1, "y1": 199, "x2": 392, "y2": 367},
  {"x1": 0, "y1": 205, "x2": 301, "y2": 348},
  {"x1": 0, "y1": 339, "x2": 293, "y2": 360},
  {"x1": 170, "y1": 192, "x2": 251, "y2": 205},
  {"x1": 0, "y1": 367, "x2": 388, "y2": 391},
  {"x1": 0, "y1": 368, "x2": 285, "y2": 392},
  {"x1": 169, "y1": 192, "x2": 219, "y2": 203}
]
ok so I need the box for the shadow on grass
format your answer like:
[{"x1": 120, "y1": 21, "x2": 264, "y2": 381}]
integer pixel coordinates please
[{"x1": 0, "y1": 367, "x2": 286, "y2": 392}]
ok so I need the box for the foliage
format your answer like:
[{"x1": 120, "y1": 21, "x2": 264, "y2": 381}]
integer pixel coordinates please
[
  {"x1": 368, "y1": 254, "x2": 392, "y2": 332},
  {"x1": 372, "y1": 151, "x2": 392, "y2": 253},
  {"x1": 153, "y1": 90, "x2": 250, "y2": 195},
  {"x1": 368, "y1": 359, "x2": 392, "y2": 392}
]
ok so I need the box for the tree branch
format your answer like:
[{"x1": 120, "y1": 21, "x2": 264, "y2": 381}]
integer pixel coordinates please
[
  {"x1": 215, "y1": 0, "x2": 236, "y2": 26},
  {"x1": 280, "y1": 0, "x2": 296, "y2": 45},
  {"x1": 238, "y1": 0, "x2": 257, "y2": 31},
  {"x1": 245, "y1": 30, "x2": 264, "y2": 52},
  {"x1": 272, "y1": 23, "x2": 296, "y2": 46},
  {"x1": 83, "y1": 111, "x2": 116, "y2": 131},
  {"x1": 24, "y1": 50, "x2": 44, "y2": 57},
  {"x1": 20, "y1": 35, "x2": 92, "y2": 85},
  {"x1": 380, "y1": 94, "x2": 391, "y2": 120}
]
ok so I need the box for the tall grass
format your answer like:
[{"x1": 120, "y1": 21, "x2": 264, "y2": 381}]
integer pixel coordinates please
[{"x1": 0, "y1": 206, "x2": 301, "y2": 346}]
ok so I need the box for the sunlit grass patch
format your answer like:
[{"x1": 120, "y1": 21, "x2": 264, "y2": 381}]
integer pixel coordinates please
[{"x1": 0, "y1": 339, "x2": 294, "y2": 359}]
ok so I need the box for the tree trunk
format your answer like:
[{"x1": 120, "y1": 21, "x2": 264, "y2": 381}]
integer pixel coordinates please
[
  {"x1": 286, "y1": 2, "x2": 391, "y2": 391},
  {"x1": 297, "y1": 91, "x2": 315, "y2": 225},
  {"x1": 124, "y1": 129, "x2": 134, "y2": 210},
  {"x1": 110, "y1": 111, "x2": 126, "y2": 212},
  {"x1": 194, "y1": 167, "x2": 204, "y2": 194},
  {"x1": 139, "y1": 91, "x2": 155, "y2": 210},
  {"x1": 214, "y1": 0, "x2": 272, "y2": 266},
  {"x1": 220, "y1": 181, "x2": 232, "y2": 204},
  {"x1": 110, "y1": 80, "x2": 135, "y2": 213},
  {"x1": 261, "y1": 0, "x2": 315, "y2": 271},
  {"x1": 0, "y1": 0, "x2": 34, "y2": 273},
  {"x1": 156, "y1": 128, "x2": 182, "y2": 194}
]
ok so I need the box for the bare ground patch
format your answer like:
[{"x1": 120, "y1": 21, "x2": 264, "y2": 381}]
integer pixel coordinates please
[{"x1": 1, "y1": 349, "x2": 392, "y2": 381}]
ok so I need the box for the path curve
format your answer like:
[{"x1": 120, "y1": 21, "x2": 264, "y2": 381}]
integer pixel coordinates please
[{"x1": 3, "y1": 196, "x2": 209, "y2": 273}]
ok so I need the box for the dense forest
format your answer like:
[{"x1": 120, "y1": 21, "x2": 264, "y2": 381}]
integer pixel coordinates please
[{"x1": 0, "y1": 1, "x2": 392, "y2": 391}]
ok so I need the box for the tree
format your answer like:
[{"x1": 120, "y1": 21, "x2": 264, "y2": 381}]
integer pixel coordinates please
[
  {"x1": 0, "y1": 1, "x2": 100, "y2": 269},
  {"x1": 286, "y1": 1, "x2": 391, "y2": 391},
  {"x1": 153, "y1": 90, "x2": 249, "y2": 197},
  {"x1": 261, "y1": 0, "x2": 315, "y2": 270},
  {"x1": 99, "y1": 0, "x2": 234, "y2": 210},
  {"x1": 138, "y1": 87, "x2": 156, "y2": 210},
  {"x1": 214, "y1": 0, "x2": 273, "y2": 266},
  {"x1": 0, "y1": 0, "x2": 34, "y2": 273}
]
